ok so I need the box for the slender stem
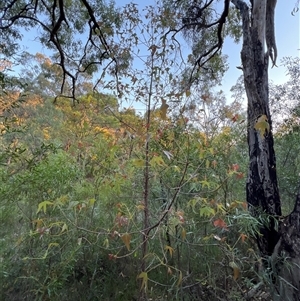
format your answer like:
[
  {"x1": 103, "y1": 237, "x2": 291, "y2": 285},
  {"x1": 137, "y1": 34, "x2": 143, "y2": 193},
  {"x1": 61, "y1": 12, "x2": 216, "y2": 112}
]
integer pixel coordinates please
[{"x1": 141, "y1": 44, "x2": 155, "y2": 273}]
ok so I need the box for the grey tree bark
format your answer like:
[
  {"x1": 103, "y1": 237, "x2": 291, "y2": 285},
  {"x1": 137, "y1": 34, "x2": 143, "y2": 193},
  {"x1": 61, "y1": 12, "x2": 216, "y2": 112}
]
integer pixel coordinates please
[{"x1": 232, "y1": 0, "x2": 300, "y2": 300}]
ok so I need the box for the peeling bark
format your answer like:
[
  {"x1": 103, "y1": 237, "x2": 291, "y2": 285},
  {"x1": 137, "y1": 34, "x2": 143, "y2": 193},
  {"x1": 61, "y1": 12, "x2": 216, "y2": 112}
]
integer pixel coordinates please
[
  {"x1": 232, "y1": 0, "x2": 281, "y2": 254},
  {"x1": 232, "y1": 0, "x2": 300, "y2": 299},
  {"x1": 266, "y1": 0, "x2": 278, "y2": 66}
]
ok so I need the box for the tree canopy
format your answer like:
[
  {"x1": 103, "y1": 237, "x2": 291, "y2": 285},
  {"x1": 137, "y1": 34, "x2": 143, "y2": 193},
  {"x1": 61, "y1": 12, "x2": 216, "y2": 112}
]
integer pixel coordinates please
[{"x1": 1, "y1": 1, "x2": 300, "y2": 300}]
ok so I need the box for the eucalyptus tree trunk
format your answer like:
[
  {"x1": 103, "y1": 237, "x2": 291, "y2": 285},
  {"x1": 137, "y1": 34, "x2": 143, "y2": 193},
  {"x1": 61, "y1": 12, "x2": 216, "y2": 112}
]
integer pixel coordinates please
[{"x1": 232, "y1": 0, "x2": 300, "y2": 300}]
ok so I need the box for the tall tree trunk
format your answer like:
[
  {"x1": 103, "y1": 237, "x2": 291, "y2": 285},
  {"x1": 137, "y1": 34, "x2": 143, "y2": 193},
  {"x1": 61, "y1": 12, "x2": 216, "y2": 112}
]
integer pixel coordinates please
[{"x1": 232, "y1": 0, "x2": 300, "y2": 300}]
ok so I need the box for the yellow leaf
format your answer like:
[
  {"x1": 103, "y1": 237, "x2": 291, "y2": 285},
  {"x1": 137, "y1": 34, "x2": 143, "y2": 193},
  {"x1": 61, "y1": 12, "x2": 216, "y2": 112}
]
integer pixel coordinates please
[
  {"x1": 33, "y1": 218, "x2": 43, "y2": 229},
  {"x1": 164, "y1": 245, "x2": 174, "y2": 257},
  {"x1": 89, "y1": 198, "x2": 96, "y2": 206},
  {"x1": 132, "y1": 159, "x2": 145, "y2": 167},
  {"x1": 240, "y1": 233, "x2": 247, "y2": 243},
  {"x1": 48, "y1": 242, "x2": 59, "y2": 248},
  {"x1": 206, "y1": 159, "x2": 210, "y2": 169},
  {"x1": 233, "y1": 267, "x2": 240, "y2": 280},
  {"x1": 185, "y1": 90, "x2": 191, "y2": 97},
  {"x1": 136, "y1": 204, "x2": 145, "y2": 211},
  {"x1": 61, "y1": 223, "x2": 68, "y2": 233},
  {"x1": 121, "y1": 233, "x2": 131, "y2": 251},
  {"x1": 37, "y1": 201, "x2": 53, "y2": 214},
  {"x1": 229, "y1": 262, "x2": 240, "y2": 280},
  {"x1": 200, "y1": 180, "x2": 210, "y2": 188},
  {"x1": 160, "y1": 99, "x2": 169, "y2": 120},
  {"x1": 181, "y1": 228, "x2": 187, "y2": 240},
  {"x1": 173, "y1": 165, "x2": 181, "y2": 172},
  {"x1": 103, "y1": 238, "x2": 109, "y2": 248},
  {"x1": 137, "y1": 272, "x2": 148, "y2": 291},
  {"x1": 177, "y1": 271, "x2": 183, "y2": 286},
  {"x1": 216, "y1": 203, "x2": 226, "y2": 212},
  {"x1": 254, "y1": 114, "x2": 270, "y2": 137},
  {"x1": 42, "y1": 127, "x2": 51, "y2": 140}
]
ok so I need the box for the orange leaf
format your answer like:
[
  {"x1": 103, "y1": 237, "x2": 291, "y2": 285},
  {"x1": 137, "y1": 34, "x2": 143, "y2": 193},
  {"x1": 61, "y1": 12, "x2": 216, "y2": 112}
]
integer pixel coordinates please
[
  {"x1": 212, "y1": 160, "x2": 217, "y2": 168},
  {"x1": 232, "y1": 164, "x2": 239, "y2": 171},
  {"x1": 231, "y1": 114, "x2": 239, "y2": 122},
  {"x1": 229, "y1": 262, "x2": 240, "y2": 280},
  {"x1": 108, "y1": 253, "x2": 117, "y2": 260},
  {"x1": 242, "y1": 202, "x2": 248, "y2": 210},
  {"x1": 176, "y1": 211, "x2": 185, "y2": 223},
  {"x1": 236, "y1": 172, "x2": 244, "y2": 179},
  {"x1": 213, "y1": 218, "x2": 228, "y2": 230},
  {"x1": 240, "y1": 233, "x2": 247, "y2": 243},
  {"x1": 115, "y1": 214, "x2": 129, "y2": 227}
]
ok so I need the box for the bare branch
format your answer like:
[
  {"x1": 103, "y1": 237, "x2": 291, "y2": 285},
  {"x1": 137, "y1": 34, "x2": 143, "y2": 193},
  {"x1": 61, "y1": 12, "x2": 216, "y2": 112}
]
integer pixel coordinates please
[
  {"x1": 0, "y1": 0, "x2": 120, "y2": 100},
  {"x1": 164, "y1": 0, "x2": 231, "y2": 84}
]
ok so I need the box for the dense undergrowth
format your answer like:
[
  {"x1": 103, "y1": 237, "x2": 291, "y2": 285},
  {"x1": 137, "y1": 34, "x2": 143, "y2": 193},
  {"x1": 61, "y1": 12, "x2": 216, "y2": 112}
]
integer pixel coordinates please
[{"x1": 1, "y1": 87, "x2": 298, "y2": 300}]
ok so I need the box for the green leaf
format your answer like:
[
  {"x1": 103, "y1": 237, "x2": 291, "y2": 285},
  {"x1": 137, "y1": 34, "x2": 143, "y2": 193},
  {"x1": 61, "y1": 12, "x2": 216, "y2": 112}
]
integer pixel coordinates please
[
  {"x1": 37, "y1": 201, "x2": 53, "y2": 214},
  {"x1": 150, "y1": 155, "x2": 166, "y2": 167},
  {"x1": 132, "y1": 159, "x2": 145, "y2": 167},
  {"x1": 200, "y1": 180, "x2": 210, "y2": 188},
  {"x1": 200, "y1": 206, "x2": 215, "y2": 217},
  {"x1": 68, "y1": 201, "x2": 80, "y2": 209},
  {"x1": 199, "y1": 149, "x2": 206, "y2": 159}
]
